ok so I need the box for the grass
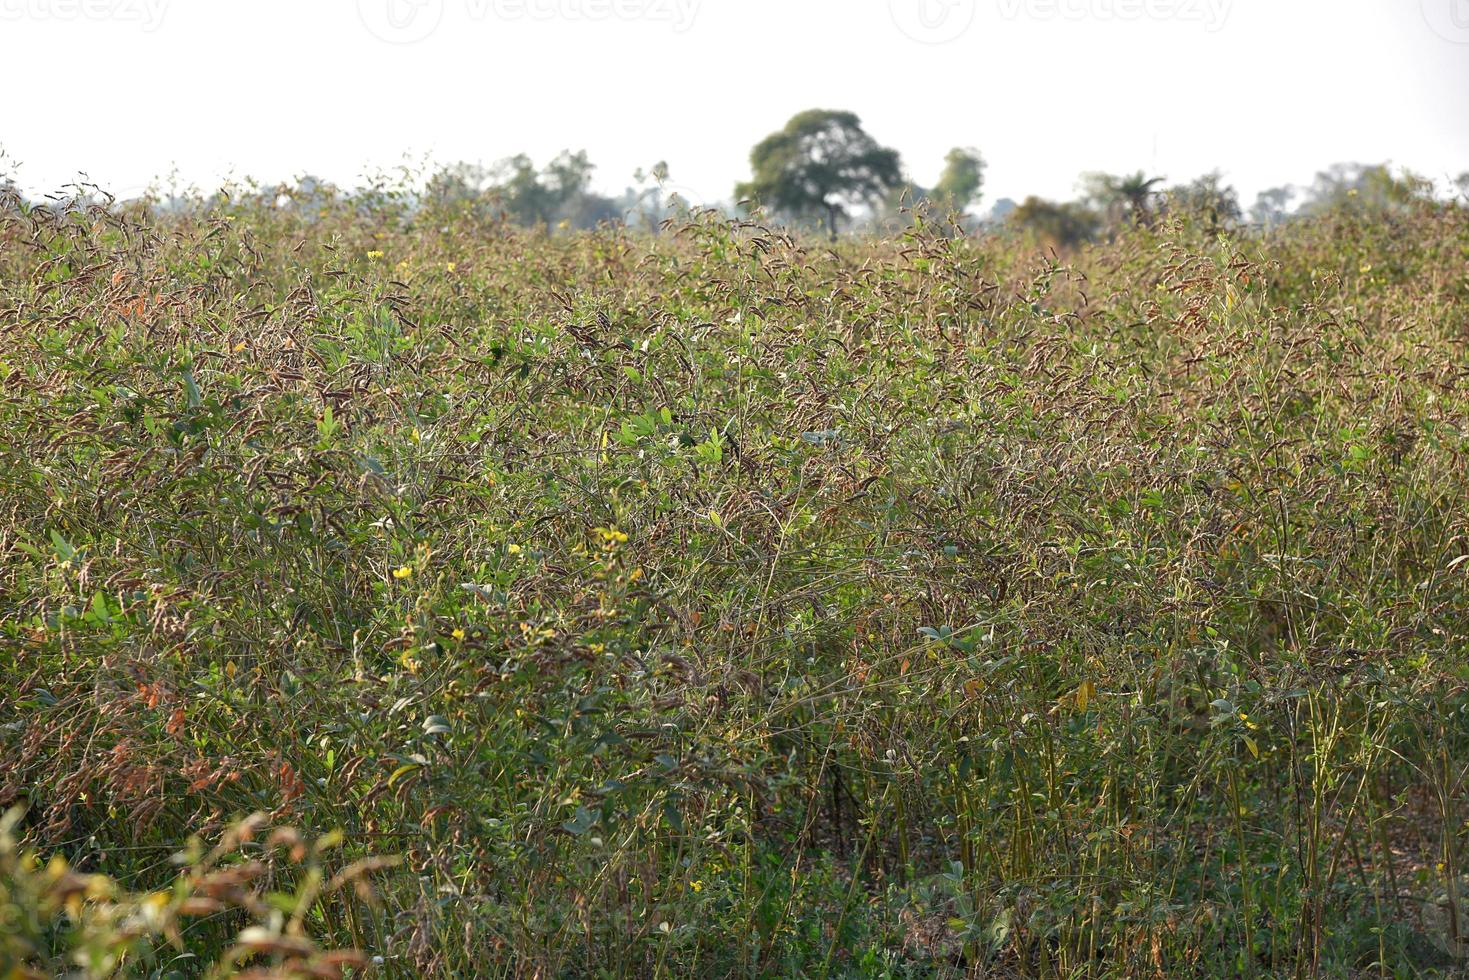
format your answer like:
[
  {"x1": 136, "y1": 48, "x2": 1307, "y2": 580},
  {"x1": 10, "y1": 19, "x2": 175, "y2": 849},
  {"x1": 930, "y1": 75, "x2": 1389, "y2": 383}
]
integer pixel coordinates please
[{"x1": 2, "y1": 184, "x2": 1469, "y2": 977}]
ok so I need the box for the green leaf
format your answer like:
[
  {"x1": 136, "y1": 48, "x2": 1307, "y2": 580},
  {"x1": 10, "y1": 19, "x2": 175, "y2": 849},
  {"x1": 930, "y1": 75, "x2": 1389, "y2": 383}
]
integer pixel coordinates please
[
  {"x1": 49, "y1": 530, "x2": 77, "y2": 563},
  {"x1": 562, "y1": 806, "x2": 597, "y2": 836},
  {"x1": 182, "y1": 368, "x2": 202, "y2": 408}
]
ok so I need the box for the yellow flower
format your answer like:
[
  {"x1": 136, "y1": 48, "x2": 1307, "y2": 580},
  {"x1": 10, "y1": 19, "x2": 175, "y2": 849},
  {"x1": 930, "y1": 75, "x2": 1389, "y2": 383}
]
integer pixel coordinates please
[
  {"x1": 508, "y1": 543, "x2": 523, "y2": 555},
  {"x1": 451, "y1": 628, "x2": 466, "y2": 641},
  {"x1": 392, "y1": 566, "x2": 413, "y2": 580},
  {"x1": 367, "y1": 250, "x2": 384, "y2": 260},
  {"x1": 445, "y1": 262, "x2": 457, "y2": 273},
  {"x1": 689, "y1": 880, "x2": 704, "y2": 893}
]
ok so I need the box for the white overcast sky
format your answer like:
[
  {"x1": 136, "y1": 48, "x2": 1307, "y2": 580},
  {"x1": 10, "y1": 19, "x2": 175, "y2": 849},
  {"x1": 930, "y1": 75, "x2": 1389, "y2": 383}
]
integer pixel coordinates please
[{"x1": 2, "y1": 0, "x2": 1466, "y2": 208}]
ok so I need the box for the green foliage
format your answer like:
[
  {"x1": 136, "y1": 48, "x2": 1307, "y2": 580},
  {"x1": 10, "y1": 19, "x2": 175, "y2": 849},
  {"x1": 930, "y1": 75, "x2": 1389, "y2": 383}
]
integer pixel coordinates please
[
  {"x1": 1007, "y1": 194, "x2": 1103, "y2": 247},
  {"x1": 426, "y1": 151, "x2": 615, "y2": 229},
  {"x1": 737, "y1": 109, "x2": 904, "y2": 240},
  {"x1": 1251, "y1": 185, "x2": 1296, "y2": 227},
  {"x1": 930, "y1": 147, "x2": 986, "y2": 216},
  {"x1": 1302, "y1": 162, "x2": 1437, "y2": 216},
  {"x1": 1164, "y1": 170, "x2": 1242, "y2": 230},
  {"x1": 1079, "y1": 170, "x2": 1167, "y2": 226},
  {"x1": 1, "y1": 184, "x2": 1469, "y2": 977},
  {"x1": 0, "y1": 810, "x2": 386, "y2": 978}
]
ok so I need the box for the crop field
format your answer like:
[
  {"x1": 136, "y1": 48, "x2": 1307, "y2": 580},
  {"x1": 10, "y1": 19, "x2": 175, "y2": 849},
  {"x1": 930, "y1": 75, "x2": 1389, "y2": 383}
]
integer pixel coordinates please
[{"x1": 3, "y1": 189, "x2": 1469, "y2": 977}]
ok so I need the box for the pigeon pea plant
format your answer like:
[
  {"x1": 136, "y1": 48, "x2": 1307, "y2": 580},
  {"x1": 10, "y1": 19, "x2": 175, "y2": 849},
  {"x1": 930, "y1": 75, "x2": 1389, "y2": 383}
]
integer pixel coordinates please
[
  {"x1": 1, "y1": 179, "x2": 1468, "y2": 976},
  {"x1": 0, "y1": 808, "x2": 390, "y2": 978}
]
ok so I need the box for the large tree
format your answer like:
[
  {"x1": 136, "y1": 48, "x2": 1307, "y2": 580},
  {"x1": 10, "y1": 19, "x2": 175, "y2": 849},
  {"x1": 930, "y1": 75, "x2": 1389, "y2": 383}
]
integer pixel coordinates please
[
  {"x1": 930, "y1": 146, "x2": 986, "y2": 215},
  {"x1": 737, "y1": 110, "x2": 903, "y2": 240}
]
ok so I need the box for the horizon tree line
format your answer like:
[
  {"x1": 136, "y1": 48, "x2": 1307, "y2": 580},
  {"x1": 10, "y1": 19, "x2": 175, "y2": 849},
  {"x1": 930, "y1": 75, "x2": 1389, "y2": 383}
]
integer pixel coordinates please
[{"x1": 2, "y1": 112, "x2": 1464, "y2": 247}]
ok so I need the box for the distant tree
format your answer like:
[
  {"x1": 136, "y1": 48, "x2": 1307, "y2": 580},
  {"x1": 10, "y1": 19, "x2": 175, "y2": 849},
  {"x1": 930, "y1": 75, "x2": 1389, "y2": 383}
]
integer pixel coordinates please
[
  {"x1": 872, "y1": 147, "x2": 987, "y2": 233},
  {"x1": 1455, "y1": 172, "x2": 1469, "y2": 202},
  {"x1": 541, "y1": 151, "x2": 597, "y2": 208},
  {"x1": 561, "y1": 190, "x2": 620, "y2": 229},
  {"x1": 930, "y1": 147, "x2": 986, "y2": 215},
  {"x1": 482, "y1": 155, "x2": 546, "y2": 225},
  {"x1": 1164, "y1": 171, "x2": 1241, "y2": 230},
  {"x1": 624, "y1": 161, "x2": 695, "y2": 232},
  {"x1": 986, "y1": 197, "x2": 1018, "y2": 223},
  {"x1": 737, "y1": 109, "x2": 903, "y2": 241},
  {"x1": 277, "y1": 174, "x2": 341, "y2": 215},
  {"x1": 1079, "y1": 171, "x2": 1166, "y2": 226},
  {"x1": 629, "y1": 161, "x2": 671, "y2": 226},
  {"x1": 437, "y1": 151, "x2": 605, "y2": 230},
  {"x1": 1302, "y1": 163, "x2": 1433, "y2": 215},
  {"x1": 425, "y1": 162, "x2": 494, "y2": 211},
  {"x1": 1250, "y1": 186, "x2": 1295, "y2": 228},
  {"x1": 1008, "y1": 196, "x2": 1101, "y2": 248},
  {"x1": 1119, "y1": 173, "x2": 1166, "y2": 218}
]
